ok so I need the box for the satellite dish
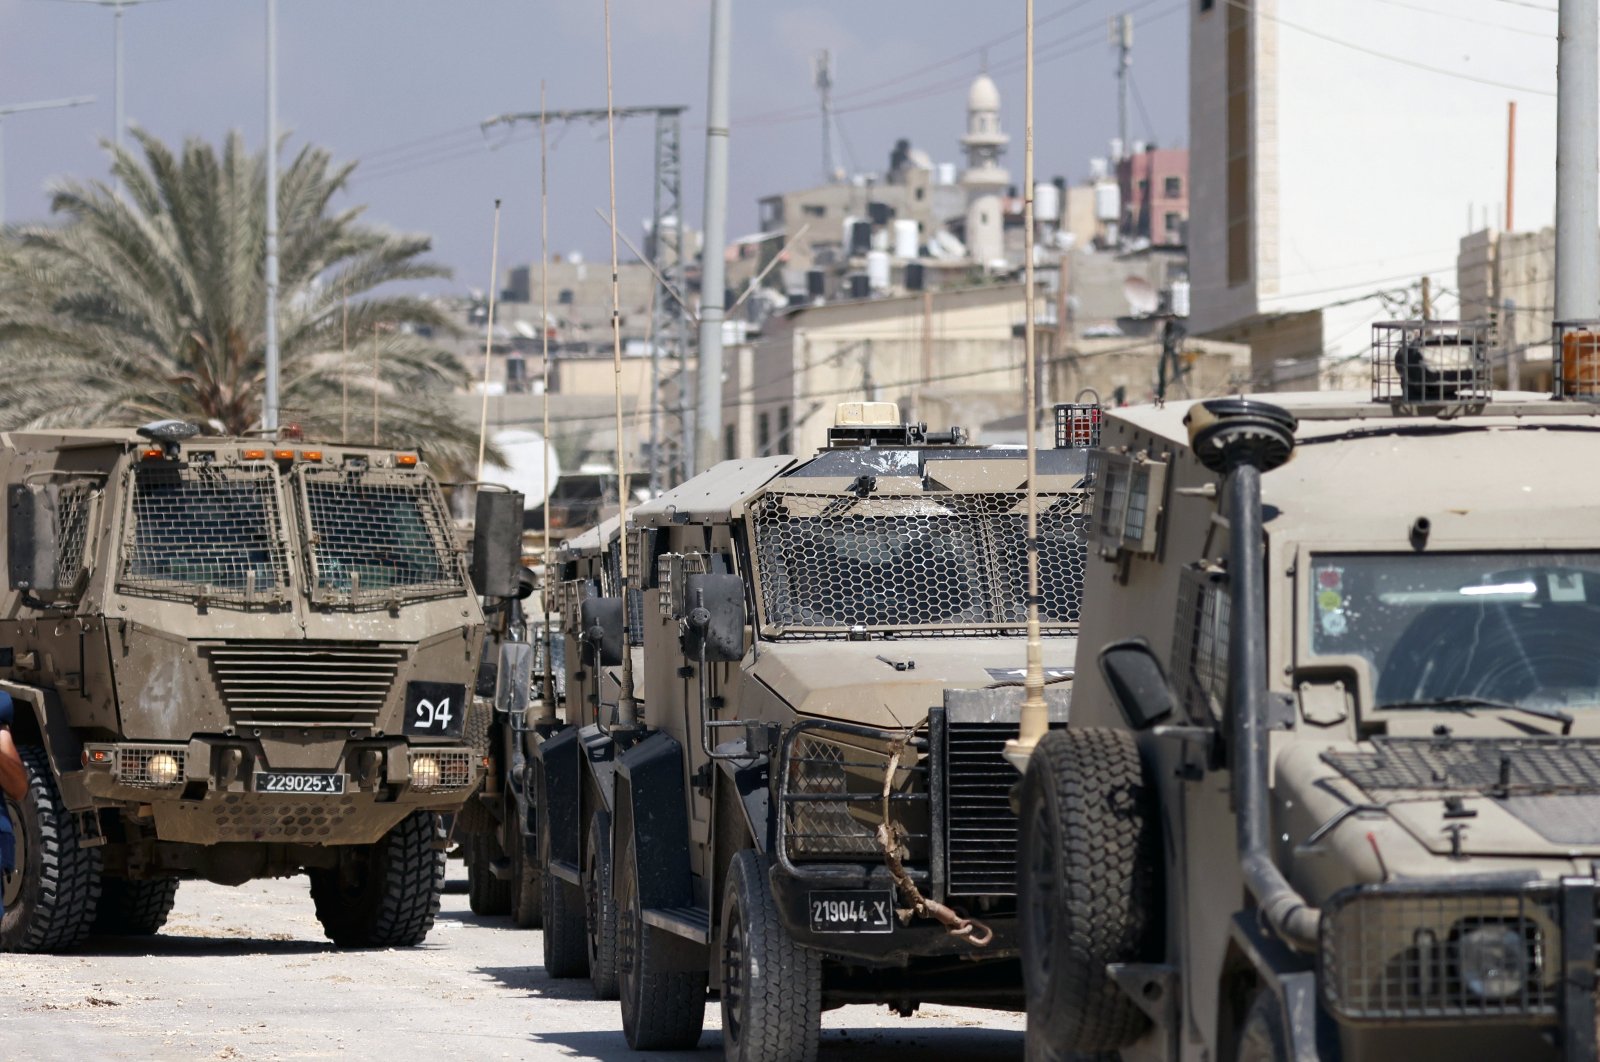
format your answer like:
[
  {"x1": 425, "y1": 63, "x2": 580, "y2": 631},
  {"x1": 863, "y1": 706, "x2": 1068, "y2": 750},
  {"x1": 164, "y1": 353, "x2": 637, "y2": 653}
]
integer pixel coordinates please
[
  {"x1": 481, "y1": 429, "x2": 564, "y2": 507},
  {"x1": 1123, "y1": 276, "x2": 1159, "y2": 317},
  {"x1": 514, "y1": 320, "x2": 536, "y2": 339}
]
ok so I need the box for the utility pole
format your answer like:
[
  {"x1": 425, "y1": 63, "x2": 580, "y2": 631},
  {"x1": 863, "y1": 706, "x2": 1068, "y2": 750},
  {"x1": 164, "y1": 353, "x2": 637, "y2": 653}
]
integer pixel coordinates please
[
  {"x1": 694, "y1": 0, "x2": 732, "y2": 476},
  {"x1": 814, "y1": 50, "x2": 834, "y2": 183},
  {"x1": 263, "y1": 0, "x2": 280, "y2": 434},
  {"x1": 1111, "y1": 13, "x2": 1133, "y2": 161},
  {"x1": 1505, "y1": 100, "x2": 1516, "y2": 233},
  {"x1": 0, "y1": 95, "x2": 95, "y2": 226},
  {"x1": 481, "y1": 103, "x2": 689, "y2": 484},
  {"x1": 1555, "y1": 0, "x2": 1599, "y2": 323}
]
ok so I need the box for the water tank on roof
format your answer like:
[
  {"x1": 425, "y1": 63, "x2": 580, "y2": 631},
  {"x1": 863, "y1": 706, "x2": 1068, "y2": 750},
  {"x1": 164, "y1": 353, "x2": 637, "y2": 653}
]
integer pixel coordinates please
[
  {"x1": 1035, "y1": 182, "x2": 1061, "y2": 224},
  {"x1": 848, "y1": 273, "x2": 870, "y2": 299},
  {"x1": 892, "y1": 219, "x2": 919, "y2": 259},
  {"x1": 1170, "y1": 279, "x2": 1192, "y2": 318},
  {"x1": 806, "y1": 269, "x2": 826, "y2": 298},
  {"x1": 867, "y1": 251, "x2": 892, "y2": 292},
  {"x1": 849, "y1": 220, "x2": 873, "y2": 256},
  {"x1": 1095, "y1": 181, "x2": 1121, "y2": 223},
  {"x1": 905, "y1": 262, "x2": 926, "y2": 291},
  {"x1": 936, "y1": 162, "x2": 957, "y2": 186},
  {"x1": 867, "y1": 201, "x2": 893, "y2": 226}
]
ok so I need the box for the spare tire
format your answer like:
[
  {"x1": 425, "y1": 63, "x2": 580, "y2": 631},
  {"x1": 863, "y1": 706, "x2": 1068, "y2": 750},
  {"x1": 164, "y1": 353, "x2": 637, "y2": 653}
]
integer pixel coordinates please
[{"x1": 1018, "y1": 728, "x2": 1161, "y2": 1056}]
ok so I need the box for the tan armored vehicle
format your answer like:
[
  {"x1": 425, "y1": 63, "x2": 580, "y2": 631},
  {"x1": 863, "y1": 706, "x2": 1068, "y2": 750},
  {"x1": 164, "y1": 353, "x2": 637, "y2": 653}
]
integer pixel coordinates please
[
  {"x1": 562, "y1": 402, "x2": 1090, "y2": 1060},
  {"x1": 1016, "y1": 322, "x2": 1600, "y2": 1062},
  {"x1": 0, "y1": 422, "x2": 499, "y2": 952}
]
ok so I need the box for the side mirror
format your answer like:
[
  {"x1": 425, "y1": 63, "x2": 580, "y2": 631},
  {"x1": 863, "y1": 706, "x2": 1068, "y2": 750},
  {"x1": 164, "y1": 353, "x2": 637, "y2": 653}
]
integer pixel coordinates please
[
  {"x1": 579, "y1": 596, "x2": 625, "y2": 667},
  {"x1": 469, "y1": 488, "x2": 525, "y2": 598},
  {"x1": 683, "y1": 573, "x2": 748, "y2": 663},
  {"x1": 1098, "y1": 638, "x2": 1178, "y2": 730},
  {"x1": 8, "y1": 484, "x2": 66, "y2": 597},
  {"x1": 495, "y1": 641, "x2": 535, "y2": 717},
  {"x1": 516, "y1": 565, "x2": 538, "y2": 601}
]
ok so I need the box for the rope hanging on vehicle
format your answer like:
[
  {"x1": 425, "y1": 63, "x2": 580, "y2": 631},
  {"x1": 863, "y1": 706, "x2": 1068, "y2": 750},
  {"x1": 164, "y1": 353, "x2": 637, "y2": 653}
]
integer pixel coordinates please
[{"x1": 876, "y1": 731, "x2": 993, "y2": 948}]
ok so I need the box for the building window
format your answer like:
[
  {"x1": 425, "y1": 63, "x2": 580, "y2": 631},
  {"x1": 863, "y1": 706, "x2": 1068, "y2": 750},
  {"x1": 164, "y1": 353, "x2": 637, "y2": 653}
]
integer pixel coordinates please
[
  {"x1": 802, "y1": 203, "x2": 827, "y2": 218},
  {"x1": 1165, "y1": 212, "x2": 1182, "y2": 237},
  {"x1": 1200, "y1": 0, "x2": 1214, "y2": 10},
  {"x1": 757, "y1": 411, "x2": 771, "y2": 454},
  {"x1": 724, "y1": 425, "x2": 737, "y2": 461},
  {"x1": 1165, "y1": 176, "x2": 1182, "y2": 198},
  {"x1": 1226, "y1": 0, "x2": 1252, "y2": 288},
  {"x1": 777, "y1": 405, "x2": 791, "y2": 452}
]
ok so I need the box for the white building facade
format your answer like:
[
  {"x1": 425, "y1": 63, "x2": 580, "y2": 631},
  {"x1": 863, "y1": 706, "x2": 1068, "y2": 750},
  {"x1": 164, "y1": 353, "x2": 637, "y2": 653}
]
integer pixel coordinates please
[{"x1": 1189, "y1": 0, "x2": 1561, "y2": 389}]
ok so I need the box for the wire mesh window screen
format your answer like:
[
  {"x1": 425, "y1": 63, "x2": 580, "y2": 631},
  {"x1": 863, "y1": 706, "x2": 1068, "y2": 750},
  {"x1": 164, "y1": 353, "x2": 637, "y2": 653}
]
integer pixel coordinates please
[
  {"x1": 53, "y1": 481, "x2": 98, "y2": 592},
  {"x1": 1172, "y1": 564, "x2": 1230, "y2": 720},
  {"x1": 750, "y1": 490, "x2": 1086, "y2": 633},
  {"x1": 300, "y1": 470, "x2": 460, "y2": 605},
  {"x1": 121, "y1": 464, "x2": 289, "y2": 603}
]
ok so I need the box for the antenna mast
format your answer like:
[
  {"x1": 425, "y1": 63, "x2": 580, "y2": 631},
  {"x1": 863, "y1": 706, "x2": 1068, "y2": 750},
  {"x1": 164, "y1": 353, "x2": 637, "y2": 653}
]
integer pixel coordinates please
[{"x1": 815, "y1": 50, "x2": 834, "y2": 182}]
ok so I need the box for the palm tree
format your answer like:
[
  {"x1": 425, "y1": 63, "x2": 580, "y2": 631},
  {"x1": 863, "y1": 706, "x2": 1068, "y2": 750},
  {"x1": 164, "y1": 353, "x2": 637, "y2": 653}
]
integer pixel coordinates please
[{"x1": 0, "y1": 129, "x2": 486, "y2": 469}]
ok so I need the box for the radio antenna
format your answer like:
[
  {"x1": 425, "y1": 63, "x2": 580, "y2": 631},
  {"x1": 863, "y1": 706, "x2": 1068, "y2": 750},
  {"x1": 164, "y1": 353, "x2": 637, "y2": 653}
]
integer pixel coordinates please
[
  {"x1": 603, "y1": 0, "x2": 639, "y2": 728},
  {"x1": 475, "y1": 198, "x2": 504, "y2": 483},
  {"x1": 538, "y1": 82, "x2": 558, "y2": 720},
  {"x1": 1007, "y1": 0, "x2": 1047, "y2": 770}
]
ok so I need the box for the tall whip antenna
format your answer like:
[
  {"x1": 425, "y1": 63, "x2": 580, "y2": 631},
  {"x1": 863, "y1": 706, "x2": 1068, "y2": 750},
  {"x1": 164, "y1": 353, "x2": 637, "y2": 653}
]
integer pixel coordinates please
[
  {"x1": 340, "y1": 281, "x2": 350, "y2": 443},
  {"x1": 476, "y1": 198, "x2": 504, "y2": 482},
  {"x1": 1007, "y1": 0, "x2": 1047, "y2": 769},
  {"x1": 538, "y1": 81, "x2": 557, "y2": 720},
  {"x1": 603, "y1": 0, "x2": 639, "y2": 727}
]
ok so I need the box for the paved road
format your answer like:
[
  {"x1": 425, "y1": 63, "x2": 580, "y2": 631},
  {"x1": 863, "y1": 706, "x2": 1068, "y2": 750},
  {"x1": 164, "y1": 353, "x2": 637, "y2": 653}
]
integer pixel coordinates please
[{"x1": 0, "y1": 865, "x2": 1025, "y2": 1061}]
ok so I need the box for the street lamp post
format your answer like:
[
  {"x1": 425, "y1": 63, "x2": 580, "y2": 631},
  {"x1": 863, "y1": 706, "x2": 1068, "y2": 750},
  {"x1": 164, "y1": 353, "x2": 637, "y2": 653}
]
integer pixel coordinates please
[
  {"x1": 49, "y1": 0, "x2": 164, "y2": 192},
  {"x1": 263, "y1": 0, "x2": 280, "y2": 434},
  {"x1": 0, "y1": 96, "x2": 96, "y2": 226}
]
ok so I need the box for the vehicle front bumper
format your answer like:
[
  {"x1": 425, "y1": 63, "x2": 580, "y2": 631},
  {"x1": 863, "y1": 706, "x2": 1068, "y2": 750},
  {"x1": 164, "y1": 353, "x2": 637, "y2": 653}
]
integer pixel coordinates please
[{"x1": 61, "y1": 736, "x2": 481, "y2": 845}]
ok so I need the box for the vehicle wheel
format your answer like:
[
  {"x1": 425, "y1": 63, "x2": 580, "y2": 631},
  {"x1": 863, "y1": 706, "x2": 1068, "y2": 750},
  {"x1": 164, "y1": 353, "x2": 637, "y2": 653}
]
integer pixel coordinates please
[
  {"x1": 509, "y1": 817, "x2": 542, "y2": 929},
  {"x1": 721, "y1": 849, "x2": 820, "y2": 1062},
  {"x1": 0, "y1": 745, "x2": 101, "y2": 953},
  {"x1": 1235, "y1": 990, "x2": 1290, "y2": 1062},
  {"x1": 1018, "y1": 728, "x2": 1160, "y2": 1055},
  {"x1": 616, "y1": 815, "x2": 705, "y2": 1050},
  {"x1": 585, "y1": 810, "x2": 619, "y2": 999},
  {"x1": 467, "y1": 831, "x2": 512, "y2": 916},
  {"x1": 540, "y1": 795, "x2": 588, "y2": 977},
  {"x1": 93, "y1": 877, "x2": 179, "y2": 936},
  {"x1": 309, "y1": 810, "x2": 444, "y2": 948}
]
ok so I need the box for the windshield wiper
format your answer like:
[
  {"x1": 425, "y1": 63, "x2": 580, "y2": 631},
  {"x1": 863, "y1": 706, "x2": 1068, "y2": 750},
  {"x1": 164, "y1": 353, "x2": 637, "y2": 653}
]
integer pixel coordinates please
[{"x1": 1380, "y1": 696, "x2": 1574, "y2": 736}]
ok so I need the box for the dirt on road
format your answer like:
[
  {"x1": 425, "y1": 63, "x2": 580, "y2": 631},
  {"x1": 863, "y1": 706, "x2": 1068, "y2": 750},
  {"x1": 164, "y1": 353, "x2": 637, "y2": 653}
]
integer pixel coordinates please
[{"x1": 0, "y1": 866, "x2": 1024, "y2": 1061}]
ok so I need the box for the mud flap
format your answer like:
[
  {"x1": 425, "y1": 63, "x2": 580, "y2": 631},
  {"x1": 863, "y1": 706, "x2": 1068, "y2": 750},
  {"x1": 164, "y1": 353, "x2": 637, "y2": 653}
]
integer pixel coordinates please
[
  {"x1": 0, "y1": 682, "x2": 84, "y2": 807},
  {"x1": 580, "y1": 724, "x2": 616, "y2": 817},
  {"x1": 1229, "y1": 913, "x2": 1328, "y2": 1062},
  {"x1": 714, "y1": 756, "x2": 772, "y2": 853},
  {"x1": 616, "y1": 730, "x2": 694, "y2": 912},
  {"x1": 535, "y1": 725, "x2": 581, "y2": 876}
]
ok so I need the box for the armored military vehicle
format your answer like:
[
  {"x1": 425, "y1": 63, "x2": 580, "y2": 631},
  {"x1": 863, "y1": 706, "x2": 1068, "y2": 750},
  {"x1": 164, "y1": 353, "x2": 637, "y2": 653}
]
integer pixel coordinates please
[
  {"x1": 1015, "y1": 321, "x2": 1600, "y2": 1061},
  {"x1": 0, "y1": 422, "x2": 502, "y2": 952},
  {"x1": 529, "y1": 513, "x2": 639, "y2": 995},
  {"x1": 551, "y1": 402, "x2": 1091, "y2": 1059}
]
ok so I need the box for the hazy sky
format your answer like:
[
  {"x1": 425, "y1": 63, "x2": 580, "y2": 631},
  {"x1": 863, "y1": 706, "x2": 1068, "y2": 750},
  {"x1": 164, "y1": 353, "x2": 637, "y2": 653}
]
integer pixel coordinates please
[{"x1": 0, "y1": 0, "x2": 1187, "y2": 290}]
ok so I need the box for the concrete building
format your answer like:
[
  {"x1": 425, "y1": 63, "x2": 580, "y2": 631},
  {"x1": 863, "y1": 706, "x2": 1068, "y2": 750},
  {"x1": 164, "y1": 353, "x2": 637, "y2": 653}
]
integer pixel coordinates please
[
  {"x1": 725, "y1": 282, "x2": 1247, "y2": 459},
  {"x1": 1188, "y1": 0, "x2": 1557, "y2": 391},
  {"x1": 1458, "y1": 225, "x2": 1556, "y2": 389},
  {"x1": 1119, "y1": 146, "x2": 1188, "y2": 247}
]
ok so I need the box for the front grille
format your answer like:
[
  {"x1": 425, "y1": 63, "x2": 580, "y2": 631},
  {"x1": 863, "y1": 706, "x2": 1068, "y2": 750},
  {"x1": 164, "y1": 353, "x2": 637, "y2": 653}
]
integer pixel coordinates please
[
  {"x1": 944, "y1": 722, "x2": 1024, "y2": 895},
  {"x1": 202, "y1": 640, "x2": 406, "y2": 729},
  {"x1": 1321, "y1": 886, "x2": 1561, "y2": 1022},
  {"x1": 779, "y1": 725, "x2": 927, "y2": 864}
]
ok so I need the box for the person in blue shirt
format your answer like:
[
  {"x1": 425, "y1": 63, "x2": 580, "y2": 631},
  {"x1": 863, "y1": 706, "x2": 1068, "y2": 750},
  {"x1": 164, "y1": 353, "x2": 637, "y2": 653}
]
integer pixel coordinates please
[{"x1": 0, "y1": 691, "x2": 26, "y2": 920}]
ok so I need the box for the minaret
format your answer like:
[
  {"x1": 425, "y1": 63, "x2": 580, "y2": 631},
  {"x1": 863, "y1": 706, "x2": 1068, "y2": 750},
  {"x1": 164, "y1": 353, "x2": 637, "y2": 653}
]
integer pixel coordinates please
[{"x1": 961, "y1": 73, "x2": 1010, "y2": 267}]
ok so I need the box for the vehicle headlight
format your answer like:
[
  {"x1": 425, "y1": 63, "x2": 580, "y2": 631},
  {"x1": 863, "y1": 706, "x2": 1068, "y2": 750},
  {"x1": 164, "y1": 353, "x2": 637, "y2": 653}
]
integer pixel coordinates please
[
  {"x1": 410, "y1": 755, "x2": 440, "y2": 790},
  {"x1": 147, "y1": 753, "x2": 181, "y2": 786},
  {"x1": 1457, "y1": 924, "x2": 1528, "y2": 1000}
]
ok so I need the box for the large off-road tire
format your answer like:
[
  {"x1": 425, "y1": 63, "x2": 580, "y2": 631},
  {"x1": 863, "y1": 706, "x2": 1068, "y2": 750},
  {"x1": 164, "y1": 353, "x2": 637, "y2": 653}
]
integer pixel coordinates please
[
  {"x1": 1235, "y1": 990, "x2": 1290, "y2": 1062},
  {"x1": 309, "y1": 811, "x2": 445, "y2": 948},
  {"x1": 1, "y1": 746, "x2": 101, "y2": 953},
  {"x1": 721, "y1": 849, "x2": 821, "y2": 1062},
  {"x1": 585, "y1": 810, "x2": 620, "y2": 999},
  {"x1": 540, "y1": 793, "x2": 588, "y2": 977},
  {"x1": 1019, "y1": 728, "x2": 1160, "y2": 1057},
  {"x1": 467, "y1": 830, "x2": 513, "y2": 916},
  {"x1": 93, "y1": 877, "x2": 179, "y2": 936},
  {"x1": 508, "y1": 816, "x2": 542, "y2": 929},
  {"x1": 616, "y1": 817, "x2": 706, "y2": 1050}
]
